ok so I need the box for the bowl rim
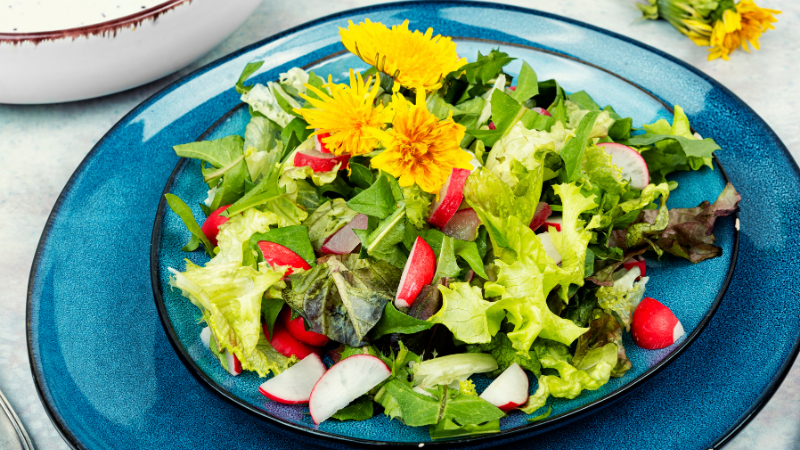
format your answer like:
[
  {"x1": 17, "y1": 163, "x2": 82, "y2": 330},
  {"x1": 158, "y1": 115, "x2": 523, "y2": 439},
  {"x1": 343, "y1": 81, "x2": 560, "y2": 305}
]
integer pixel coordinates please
[
  {"x1": 148, "y1": 39, "x2": 740, "y2": 447},
  {"x1": 0, "y1": 0, "x2": 189, "y2": 44}
]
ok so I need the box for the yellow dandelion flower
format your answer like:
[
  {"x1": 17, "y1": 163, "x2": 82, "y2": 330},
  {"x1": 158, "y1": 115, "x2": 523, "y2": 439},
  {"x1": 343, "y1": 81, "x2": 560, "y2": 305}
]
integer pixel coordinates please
[
  {"x1": 339, "y1": 19, "x2": 467, "y2": 92},
  {"x1": 294, "y1": 69, "x2": 391, "y2": 157},
  {"x1": 708, "y1": 0, "x2": 780, "y2": 60},
  {"x1": 370, "y1": 91, "x2": 473, "y2": 194}
]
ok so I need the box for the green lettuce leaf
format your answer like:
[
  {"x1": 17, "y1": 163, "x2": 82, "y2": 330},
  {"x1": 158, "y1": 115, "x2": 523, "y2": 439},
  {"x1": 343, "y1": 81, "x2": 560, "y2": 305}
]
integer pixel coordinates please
[
  {"x1": 241, "y1": 82, "x2": 297, "y2": 127},
  {"x1": 581, "y1": 144, "x2": 627, "y2": 194},
  {"x1": 371, "y1": 302, "x2": 434, "y2": 339},
  {"x1": 330, "y1": 396, "x2": 374, "y2": 421},
  {"x1": 402, "y1": 185, "x2": 432, "y2": 229},
  {"x1": 596, "y1": 266, "x2": 649, "y2": 330},
  {"x1": 169, "y1": 260, "x2": 285, "y2": 374},
  {"x1": 213, "y1": 208, "x2": 280, "y2": 265},
  {"x1": 533, "y1": 338, "x2": 617, "y2": 400},
  {"x1": 413, "y1": 353, "x2": 498, "y2": 387},
  {"x1": 574, "y1": 309, "x2": 631, "y2": 377},
  {"x1": 484, "y1": 122, "x2": 567, "y2": 190},
  {"x1": 429, "y1": 283, "x2": 504, "y2": 344}
]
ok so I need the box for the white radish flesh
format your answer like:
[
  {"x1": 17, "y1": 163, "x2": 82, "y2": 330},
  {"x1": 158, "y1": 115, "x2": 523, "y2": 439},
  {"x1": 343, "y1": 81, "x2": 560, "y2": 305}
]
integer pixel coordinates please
[
  {"x1": 259, "y1": 354, "x2": 327, "y2": 404},
  {"x1": 442, "y1": 208, "x2": 481, "y2": 241},
  {"x1": 597, "y1": 142, "x2": 650, "y2": 190},
  {"x1": 479, "y1": 362, "x2": 529, "y2": 411},
  {"x1": 308, "y1": 355, "x2": 391, "y2": 424}
]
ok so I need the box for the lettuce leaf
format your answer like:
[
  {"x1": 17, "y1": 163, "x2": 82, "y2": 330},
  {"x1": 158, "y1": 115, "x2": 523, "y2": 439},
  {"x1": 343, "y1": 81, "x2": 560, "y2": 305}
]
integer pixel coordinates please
[
  {"x1": 402, "y1": 185, "x2": 432, "y2": 229},
  {"x1": 241, "y1": 82, "x2": 296, "y2": 128},
  {"x1": 430, "y1": 283, "x2": 504, "y2": 344},
  {"x1": 633, "y1": 182, "x2": 741, "y2": 263},
  {"x1": 581, "y1": 144, "x2": 627, "y2": 195},
  {"x1": 625, "y1": 105, "x2": 721, "y2": 183},
  {"x1": 596, "y1": 266, "x2": 649, "y2": 330},
  {"x1": 484, "y1": 122, "x2": 567, "y2": 190},
  {"x1": 413, "y1": 353, "x2": 498, "y2": 387},
  {"x1": 574, "y1": 309, "x2": 631, "y2": 377},
  {"x1": 212, "y1": 208, "x2": 280, "y2": 265},
  {"x1": 169, "y1": 260, "x2": 285, "y2": 374},
  {"x1": 538, "y1": 340, "x2": 617, "y2": 399},
  {"x1": 282, "y1": 255, "x2": 400, "y2": 346}
]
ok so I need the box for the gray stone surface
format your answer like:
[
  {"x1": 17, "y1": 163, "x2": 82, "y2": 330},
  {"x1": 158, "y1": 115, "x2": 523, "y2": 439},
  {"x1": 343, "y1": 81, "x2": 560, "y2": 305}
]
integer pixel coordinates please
[{"x1": 0, "y1": 1, "x2": 797, "y2": 449}]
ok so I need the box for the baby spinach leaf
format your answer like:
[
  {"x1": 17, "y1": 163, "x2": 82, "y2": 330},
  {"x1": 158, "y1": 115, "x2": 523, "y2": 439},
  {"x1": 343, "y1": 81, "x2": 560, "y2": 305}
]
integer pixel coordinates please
[
  {"x1": 261, "y1": 297, "x2": 285, "y2": 338},
  {"x1": 510, "y1": 60, "x2": 539, "y2": 103},
  {"x1": 348, "y1": 162, "x2": 374, "y2": 189}
]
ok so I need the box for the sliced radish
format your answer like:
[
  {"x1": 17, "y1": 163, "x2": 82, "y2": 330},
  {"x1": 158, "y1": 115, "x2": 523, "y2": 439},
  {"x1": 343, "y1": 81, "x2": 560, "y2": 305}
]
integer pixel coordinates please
[
  {"x1": 508, "y1": 86, "x2": 517, "y2": 91},
  {"x1": 280, "y1": 308, "x2": 329, "y2": 347},
  {"x1": 294, "y1": 148, "x2": 350, "y2": 172},
  {"x1": 479, "y1": 362, "x2": 528, "y2": 411},
  {"x1": 201, "y1": 204, "x2": 231, "y2": 248},
  {"x1": 442, "y1": 208, "x2": 481, "y2": 241},
  {"x1": 532, "y1": 107, "x2": 551, "y2": 117},
  {"x1": 488, "y1": 122, "x2": 497, "y2": 130},
  {"x1": 596, "y1": 142, "x2": 649, "y2": 190},
  {"x1": 395, "y1": 236, "x2": 436, "y2": 308},
  {"x1": 463, "y1": 269, "x2": 475, "y2": 283},
  {"x1": 529, "y1": 202, "x2": 552, "y2": 231},
  {"x1": 309, "y1": 354, "x2": 391, "y2": 424},
  {"x1": 623, "y1": 256, "x2": 647, "y2": 280},
  {"x1": 428, "y1": 168, "x2": 471, "y2": 228},
  {"x1": 259, "y1": 353, "x2": 327, "y2": 404},
  {"x1": 226, "y1": 351, "x2": 243, "y2": 376},
  {"x1": 631, "y1": 297, "x2": 685, "y2": 350},
  {"x1": 264, "y1": 320, "x2": 322, "y2": 360},
  {"x1": 541, "y1": 214, "x2": 562, "y2": 232},
  {"x1": 314, "y1": 132, "x2": 332, "y2": 154},
  {"x1": 200, "y1": 327, "x2": 241, "y2": 376},
  {"x1": 320, "y1": 214, "x2": 368, "y2": 254},
  {"x1": 536, "y1": 231, "x2": 562, "y2": 265},
  {"x1": 257, "y1": 241, "x2": 311, "y2": 276}
]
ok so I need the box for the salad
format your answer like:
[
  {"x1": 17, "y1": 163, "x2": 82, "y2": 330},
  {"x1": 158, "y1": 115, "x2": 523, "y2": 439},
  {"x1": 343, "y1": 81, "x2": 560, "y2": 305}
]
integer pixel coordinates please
[{"x1": 165, "y1": 19, "x2": 741, "y2": 440}]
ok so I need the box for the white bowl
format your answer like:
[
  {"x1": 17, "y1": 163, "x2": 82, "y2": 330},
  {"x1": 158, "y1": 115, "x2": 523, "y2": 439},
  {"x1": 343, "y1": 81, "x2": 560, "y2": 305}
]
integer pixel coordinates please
[{"x1": 0, "y1": 0, "x2": 261, "y2": 104}]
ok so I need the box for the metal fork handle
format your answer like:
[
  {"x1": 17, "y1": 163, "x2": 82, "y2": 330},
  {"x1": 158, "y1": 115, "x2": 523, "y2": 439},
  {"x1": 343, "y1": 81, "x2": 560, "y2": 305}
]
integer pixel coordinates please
[{"x1": 0, "y1": 389, "x2": 34, "y2": 450}]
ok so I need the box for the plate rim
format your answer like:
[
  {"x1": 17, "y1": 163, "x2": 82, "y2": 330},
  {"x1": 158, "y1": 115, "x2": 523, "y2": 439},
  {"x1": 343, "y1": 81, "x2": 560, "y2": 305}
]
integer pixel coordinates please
[
  {"x1": 149, "y1": 38, "x2": 741, "y2": 446},
  {"x1": 25, "y1": 1, "x2": 797, "y2": 449}
]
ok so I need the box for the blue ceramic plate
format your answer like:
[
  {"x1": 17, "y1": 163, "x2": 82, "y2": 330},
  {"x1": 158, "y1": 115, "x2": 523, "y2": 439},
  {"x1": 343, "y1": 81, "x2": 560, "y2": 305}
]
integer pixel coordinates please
[
  {"x1": 27, "y1": 2, "x2": 799, "y2": 450},
  {"x1": 151, "y1": 40, "x2": 738, "y2": 445}
]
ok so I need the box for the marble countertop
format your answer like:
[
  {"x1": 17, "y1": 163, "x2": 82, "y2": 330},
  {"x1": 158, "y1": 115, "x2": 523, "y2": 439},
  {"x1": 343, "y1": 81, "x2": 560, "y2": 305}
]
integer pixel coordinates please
[{"x1": 1, "y1": 0, "x2": 797, "y2": 448}]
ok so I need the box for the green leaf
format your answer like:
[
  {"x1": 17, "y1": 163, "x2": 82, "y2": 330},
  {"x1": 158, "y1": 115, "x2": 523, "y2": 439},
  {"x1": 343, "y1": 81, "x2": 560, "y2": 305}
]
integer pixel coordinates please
[
  {"x1": 354, "y1": 206, "x2": 408, "y2": 268},
  {"x1": 330, "y1": 396, "x2": 374, "y2": 421},
  {"x1": 430, "y1": 283, "x2": 504, "y2": 344},
  {"x1": 561, "y1": 111, "x2": 600, "y2": 182},
  {"x1": 608, "y1": 117, "x2": 632, "y2": 141},
  {"x1": 173, "y1": 135, "x2": 246, "y2": 169},
  {"x1": 626, "y1": 133, "x2": 720, "y2": 159},
  {"x1": 453, "y1": 240, "x2": 489, "y2": 279},
  {"x1": 596, "y1": 266, "x2": 649, "y2": 330},
  {"x1": 164, "y1": 194, "x2": 214, "y2": 256},
  {"x1": 413, "y1": 353, "x2": 499, "y2": 387},
  {"x1": 261, "y1": 297, "x2": 285, "y2": 338},
  {"x1": 456, "y1": 49, "x2": 515, "y2": 85},
  {"x1": 302, "y1": 198, "x2": 358, "y2": 249},
  {"x1": 249, "y1": 225, "x2": 316, "y2": 266},
  {"x1": 574, "y1": 309, "x2": 631, "y2": 378},
  {"x1": 432, "y1": 236, "x2": 461, "y2": 282},
  {"x1": 371, "y1": 302, "x2": 434, "y2": 339},
  {"x1": 304, "y1": 71, "x2": 327, "y2": 103},
  {"x1": 348, "y1": 162, "x2": 374, "y2": 189},
  {"x1": 347, "y1": 172, "x2": 398, "y2": 219},
  {"x1": 280, "y1": 117, "x2": 313, "y2": 160},
  {"x1": 566, "y1": 91, "x2": 600, "y2": 111},
  {"x1": 466, "y1": 332, "x2": 541, "y2": 377},
  {"x1": 235, "y1": 61, "x2": 265, "y2": 95},
  {"x1": 510, "y1": 61, "x2": 538, "y2": 103},
  {"x1": 282, "y1": 257, "x2": 400, "y2": 346}
]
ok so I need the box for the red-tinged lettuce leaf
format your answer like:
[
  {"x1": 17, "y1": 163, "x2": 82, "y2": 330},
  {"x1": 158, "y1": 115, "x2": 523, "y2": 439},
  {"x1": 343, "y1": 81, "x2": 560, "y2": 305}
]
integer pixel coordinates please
[
  {"x1": 622, "y1": 183, "x2": 740, "y2": 263},
  {"x1": 573, "y1": 309, "x2": 631, "y2": 378}
]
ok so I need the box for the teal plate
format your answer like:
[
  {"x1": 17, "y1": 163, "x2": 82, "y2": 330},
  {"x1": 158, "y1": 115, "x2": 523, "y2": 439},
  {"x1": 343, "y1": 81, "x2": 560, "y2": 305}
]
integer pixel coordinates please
[
  {"x1": 28, "y1": 2, "x2": 798, "y2": 449},
  {"x1": 152, "y1": 42, "x2": 737, "y2": 445}
]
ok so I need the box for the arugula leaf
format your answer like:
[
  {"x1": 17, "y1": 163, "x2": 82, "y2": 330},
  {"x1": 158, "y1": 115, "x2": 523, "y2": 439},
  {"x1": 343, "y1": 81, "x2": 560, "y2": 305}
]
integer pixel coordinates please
[
  {"x1": 566, "y1": 90, "x2": 600, "y2": 111},
  {"x1": 453, "y1": 240, "x2": 489, "y2": 279},
  {"x1": 164, "y1": 194, "x2": 214, "y2": 256},
  {"x1": 303, "y1": 71, "x2": 328, "y2": 103},
  {"x1": 173, "y1": 135, "x2": 245, "y2": 169},
  {"x1": 560, "y1": 111, "x2": 600, "y2": 181},
  {"x1": 371, "y1": 302, "x2": 434, "y2": 339},
  {"x1": 249, "y1": 225, "x2": 316, "y2": 266},
  {"x1": 510, "y1": 60, "x2": 538, "y2": 103},
  {"x1": 347, "y1": 172, "x2": 397, "y2": 218},
  {"x1": 330, "y1": 396, "x2": 374, "y2": 421},
  {"x1": 235, "y1": 61, "x2": 264, "y2": 95},
  {"x1": 354, "y1": 206, "x2": 408, "y2": 268},
  {"x1": 280, "y1": 117, "x2": 313, "y2": 160},
  {"x1": 627, "y1": 133, "x2": 720, "y2": 159}
]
